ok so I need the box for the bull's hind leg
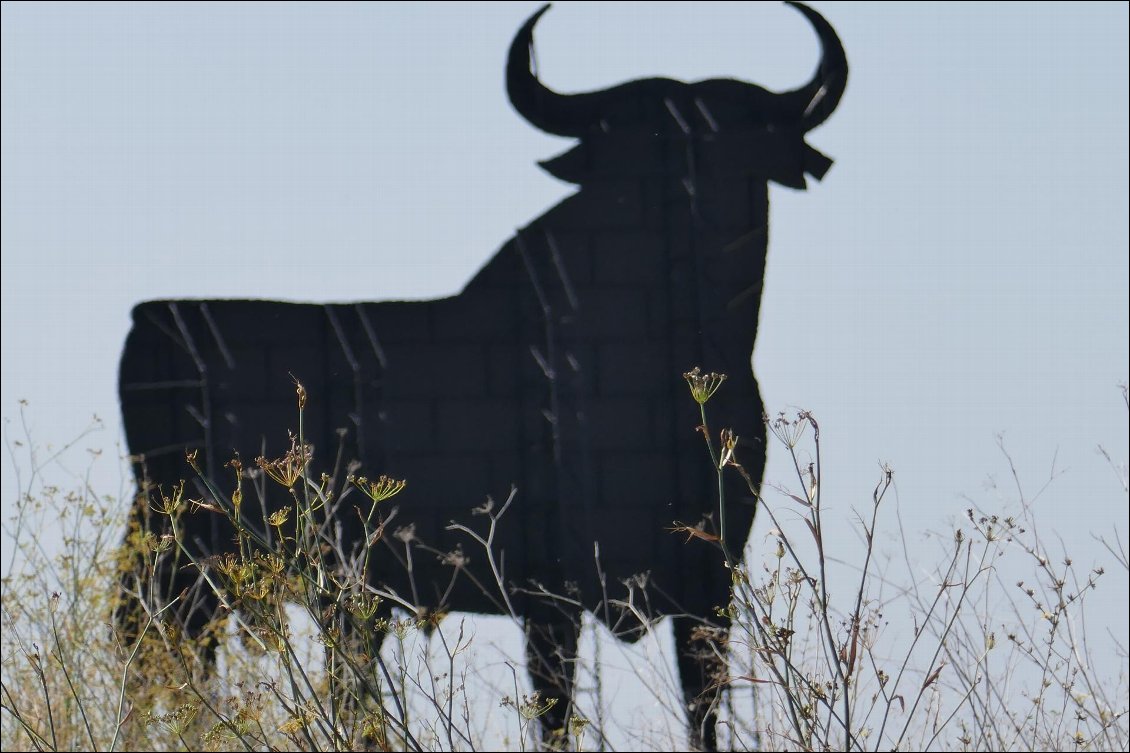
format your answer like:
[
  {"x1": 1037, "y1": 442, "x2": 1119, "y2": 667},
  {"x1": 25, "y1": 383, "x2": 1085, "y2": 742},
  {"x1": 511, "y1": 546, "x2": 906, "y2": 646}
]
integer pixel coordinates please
[
  {"x1": 674, "y1": 618, "x2": 728, "y2": 752},
  {"x1": 326, "y1": 600, "x2": 392, "y2": 747},
  {"x1": 166, "y1": 556, "x2": 225, "y2": 666},
  {"x1": 524, "y1": 616, "x2": 581, "y2": 748},
  {"x1": 115, "y1": 461, "x2": 225, "y2": 677}
]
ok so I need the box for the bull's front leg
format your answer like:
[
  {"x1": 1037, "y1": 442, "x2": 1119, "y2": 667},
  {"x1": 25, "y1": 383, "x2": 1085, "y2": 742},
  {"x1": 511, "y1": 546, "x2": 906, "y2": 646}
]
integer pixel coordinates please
[
  {"x1": 523, "y1": 615, "x2": 581, "y2": 748},
  {"x1": 674, "y1": 617, "x2": 728, "y2": 752}
]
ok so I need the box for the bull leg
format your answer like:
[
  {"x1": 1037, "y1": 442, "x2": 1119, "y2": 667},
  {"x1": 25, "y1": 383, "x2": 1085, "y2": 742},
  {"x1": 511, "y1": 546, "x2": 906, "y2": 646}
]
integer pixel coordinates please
[
  {"x1": 338, "y1": 602, "x2": 392, "y2": 747},
  {"x1": 115, "y1": 467, "x2": 224, "y2": 678},
  {"x1": 674, "y1": 618, "x2": 728, "y2": 752},
  {"x1": 169, "y1": 557, "x2": 224, "y2": 665},
  {"x1": 114, "y1": 488, "x2": 160, "y2": 651},
  {"x1": 524, "y1": 617, "x2": 580, "y2": 748}
]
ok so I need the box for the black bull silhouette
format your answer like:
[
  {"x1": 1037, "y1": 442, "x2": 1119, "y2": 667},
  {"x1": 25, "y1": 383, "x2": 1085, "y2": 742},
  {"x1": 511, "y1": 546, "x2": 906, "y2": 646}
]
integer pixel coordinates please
[{"x1": 115, "y1": 2, "x2": 846, "y2": 748}]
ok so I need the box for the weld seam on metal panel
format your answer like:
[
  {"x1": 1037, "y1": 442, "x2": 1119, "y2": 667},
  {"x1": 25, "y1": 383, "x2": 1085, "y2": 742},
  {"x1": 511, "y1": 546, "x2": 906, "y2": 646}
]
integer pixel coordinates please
[
  {"x1": 664, "y1": 97, "x2": 691, "y2": 135},
  {"x1": 355, "y1": 304, "x2": 387, "y2": 369},
  {"x1": 121, "y1": 379, "x2": 206, "y2": 391},
  {"x1": 168, "y1": 302, "x2": 206, "y2": 375},
  {"x1": 727, "y1": 280, "x2": 764, "y2": 312},
  {"x1": 722, "y1": 227, "x2": 764, "y2": 255},
  {"x1": 134, "y1": 440, "x2": 207, "y2": 459},
  {"x1": 325, "y1": 305, "x2": 360, "y2": 374},
  {"x1": 516, "y1": 231, "x2": 551, "y2": 317},
  {"x1": 546, "y1": 231, "x2": 578, "y2": 312},
  {"x1": 199, "y1": 302, "x2": 236, "y2": 369},
  {"x1": 529, "y1": 345, "x2": 554, "y2": 380},
  {"x1": 694, "y1": 97, "x2": 719, "y2": 133}
]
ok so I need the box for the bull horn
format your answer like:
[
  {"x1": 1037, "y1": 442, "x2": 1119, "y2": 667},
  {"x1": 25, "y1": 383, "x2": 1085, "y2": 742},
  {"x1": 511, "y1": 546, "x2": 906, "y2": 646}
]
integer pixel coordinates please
[
  {"x1": 781, "y1": 1, "x2": 848, "y2": 131},
  {"x1": 506, "y1": 4, "x2": 601, "y2": 137}
]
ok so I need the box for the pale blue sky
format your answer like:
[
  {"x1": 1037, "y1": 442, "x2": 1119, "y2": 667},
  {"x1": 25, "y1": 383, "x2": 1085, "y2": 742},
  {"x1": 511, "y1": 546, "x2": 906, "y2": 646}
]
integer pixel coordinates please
[{"x1": 2, "y1": 3, "x2": 1127, "y2": 741}]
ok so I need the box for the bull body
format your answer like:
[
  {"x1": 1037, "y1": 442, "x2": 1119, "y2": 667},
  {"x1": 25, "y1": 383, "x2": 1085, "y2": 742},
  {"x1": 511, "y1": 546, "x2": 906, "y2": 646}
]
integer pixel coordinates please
[{"x1": 117, "y1": 4, "x2": 846, "y2": 749}]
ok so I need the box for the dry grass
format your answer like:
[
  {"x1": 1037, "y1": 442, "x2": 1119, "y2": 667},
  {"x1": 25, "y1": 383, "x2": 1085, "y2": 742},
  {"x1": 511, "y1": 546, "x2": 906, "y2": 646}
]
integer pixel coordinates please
[{"x1": 2, "y1": 382, "x2": 1126, "y2": 751}]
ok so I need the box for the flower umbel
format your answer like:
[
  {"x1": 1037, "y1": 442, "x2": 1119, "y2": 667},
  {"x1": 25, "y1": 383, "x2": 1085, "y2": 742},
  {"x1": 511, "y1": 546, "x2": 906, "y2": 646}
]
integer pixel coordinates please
[
  {"x1": 256, "y1": 436, "x2": 312, "y2": 489},
  {"x1": 151, "y1": 479, "x2": 187, "y2": 516},
  {"x1": 684, "y1": 367, "x2": 727, "y2": 404},
  {"x1": 350, "y1": 475, "x2": 407, "y2": 504},
  {"x1": 501, "y1": 691, "x2": 559, "y2": 721},
  {"x1": 766, "y1": 410, "x2": 813, "y2": 449},
  {"x1": 268, "y1": 507, "x2": 291, "y2": 528}
]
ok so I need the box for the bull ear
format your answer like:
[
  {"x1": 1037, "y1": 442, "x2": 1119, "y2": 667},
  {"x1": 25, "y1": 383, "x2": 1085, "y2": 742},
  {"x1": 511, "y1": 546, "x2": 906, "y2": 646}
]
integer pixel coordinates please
[
  {"x1": 506, "y1": 4, "x2": 603, "y2": 137},
  {"x1": 779, "y1": 1, "x2": 848, "y2": 131}
]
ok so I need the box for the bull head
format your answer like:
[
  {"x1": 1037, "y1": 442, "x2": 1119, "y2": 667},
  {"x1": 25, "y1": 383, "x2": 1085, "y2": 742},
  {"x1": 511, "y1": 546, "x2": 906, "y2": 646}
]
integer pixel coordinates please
[{"x1": 507, "y1": 1, "x2": 847, "y2": 189}]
